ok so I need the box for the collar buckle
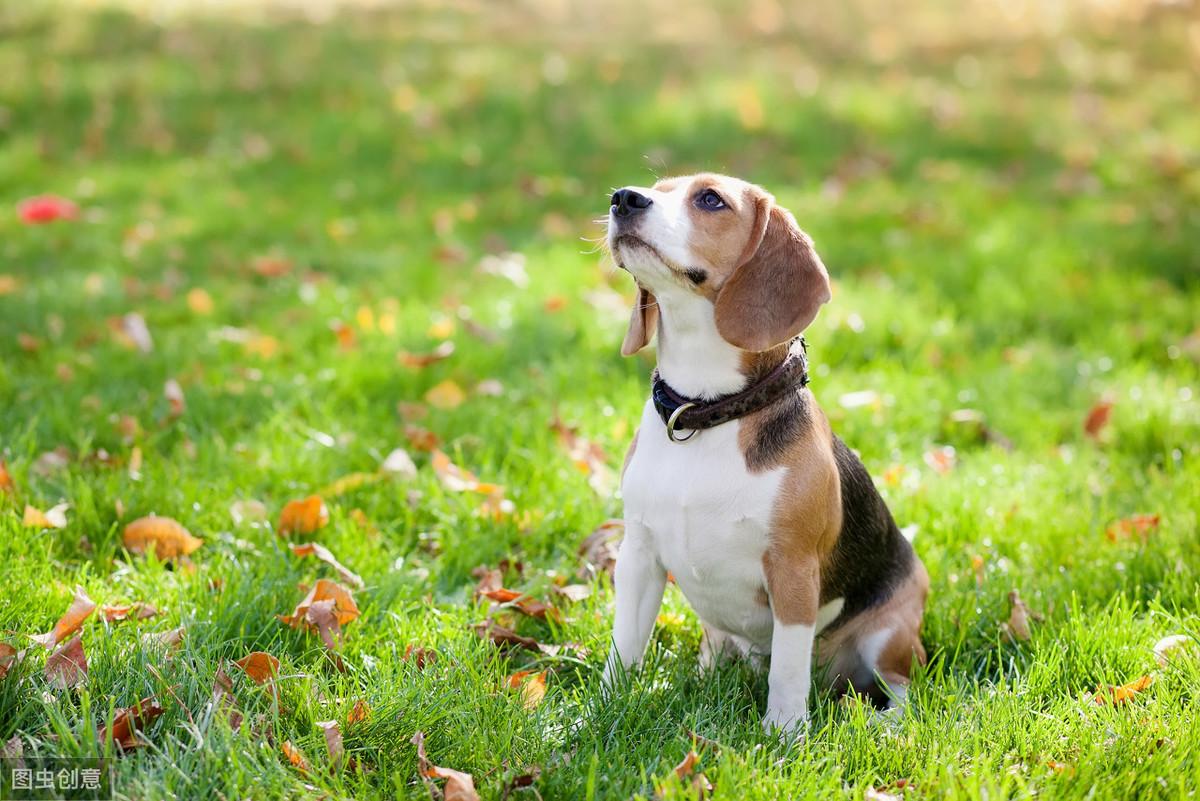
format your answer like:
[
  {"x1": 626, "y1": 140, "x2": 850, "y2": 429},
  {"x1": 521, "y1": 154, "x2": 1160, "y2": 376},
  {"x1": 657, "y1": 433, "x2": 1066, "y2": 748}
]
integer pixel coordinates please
[{"x1": 665, "y1": 402, "x2": 698, "y2": 442}]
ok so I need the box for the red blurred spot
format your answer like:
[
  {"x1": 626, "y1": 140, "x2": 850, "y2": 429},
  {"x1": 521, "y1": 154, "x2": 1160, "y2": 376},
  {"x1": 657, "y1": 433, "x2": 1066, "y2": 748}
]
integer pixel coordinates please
[{"x1": 17, "y1": 195, "x2": 79, "y2": 224}]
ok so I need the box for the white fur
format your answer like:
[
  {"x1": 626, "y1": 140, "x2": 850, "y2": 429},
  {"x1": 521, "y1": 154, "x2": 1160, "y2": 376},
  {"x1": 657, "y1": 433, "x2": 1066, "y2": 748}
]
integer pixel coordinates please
[{"x1": 764, "y1": 622, "x2": 815, "y2": 732}]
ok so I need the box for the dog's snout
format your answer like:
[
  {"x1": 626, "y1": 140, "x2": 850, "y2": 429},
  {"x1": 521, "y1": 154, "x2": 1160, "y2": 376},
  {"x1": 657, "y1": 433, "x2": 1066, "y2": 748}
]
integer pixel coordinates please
[{"x1": 611, "y1": 188, "x2": 652, "y2": 218}]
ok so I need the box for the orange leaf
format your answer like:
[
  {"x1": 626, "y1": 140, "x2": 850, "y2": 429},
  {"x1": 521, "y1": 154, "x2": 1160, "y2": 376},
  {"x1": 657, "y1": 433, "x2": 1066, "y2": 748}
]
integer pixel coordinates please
[
  {"x1": 319, "y1": 471, "x2": 384, "y2": 498},
  {"x1": 0, "y1": 460, "x2": 13, "y2": 495},
  {"x1": 1084, "y1": 400, "x2": 1113, "y2": 439},
  {"x1": 280, "y1": 579, "x2": 361, "y2": 629},
  {"x1": 425, "y1": 380, "x2": 466, "y2": 410},
  {"x1": 282, "y1": 740, "x2": 311, "y2": 774},
  {"x1": 45, "y1": 635, "x2": 87, "y2": 689},
  {"x1": 347, "y1": 699, "x2": 371, "y2": 725},
  {"x1": 0, "y1": 643, "x2": 18, "y2": 680},
  {"x1": 100, "y1": 695, "x2": 165, "y2": 751},
  {"x1": 405, "y1": 424, "x2": 440, "y2": 452},
  {"x1": 99, "y1": 602, "x2": 158, "y2": 623},
  {"x1": 404, "y1": 644, "x2": 438, "y2": 669},
  {"x1": 412, "y1": 731, "x2": 481, "y2": 801},
  {"x1": 506, "y1": 670, "x2": 547, "y2": 710},
  {"x1": 289, "y1": 542, "x2": 364, "y2": 589},
  {"x1": 923, "y1": 446, "x2": 956, "y2": 475},
  {"x1": 123, "y1": 515, "x2": 203, "y2": 559},
  {"x1": 278, "y1": 495, "x2": 329, "y2": 536},
  {"x1": 1105, "y1": 514, "x2": 1160, "y2": 543},
  {"x1": 234, "y1": 651, "x2": 280, "y2": 684},
  {"x1": 23, "y1": 503, "x2": 69, "y2": 529},
  {"x1": 31, "y1": 586, "x2": 96, "y2": 648},
  {"x1": 185, "y1": 287, "x2": 214, "y2": 315},
  {"x1": 1094, "y1": 674, "x2": 1153, "y2": 705}
]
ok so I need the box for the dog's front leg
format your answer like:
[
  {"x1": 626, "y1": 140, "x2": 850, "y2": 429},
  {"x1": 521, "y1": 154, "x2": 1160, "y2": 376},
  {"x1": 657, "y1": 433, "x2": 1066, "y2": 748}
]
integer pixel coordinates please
[
  {"x1": 762, "y1": 556, "x2": 819, "y2": 734},
  {"x1": 602, "y1": 522, "x2": 667, "y2": 687}
]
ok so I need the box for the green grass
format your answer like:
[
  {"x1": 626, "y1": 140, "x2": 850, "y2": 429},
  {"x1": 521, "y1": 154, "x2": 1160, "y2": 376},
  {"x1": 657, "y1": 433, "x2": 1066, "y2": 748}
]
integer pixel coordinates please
[{"x1": 1, "y1": 1, "x2": 1199, "y2": 798}]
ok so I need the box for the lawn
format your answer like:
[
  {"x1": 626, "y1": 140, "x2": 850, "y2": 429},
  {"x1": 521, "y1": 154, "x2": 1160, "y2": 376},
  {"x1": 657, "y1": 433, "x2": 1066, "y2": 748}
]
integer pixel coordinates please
[{"x1": 1, "y1": 1, "x2": 1199, "y2": 799}]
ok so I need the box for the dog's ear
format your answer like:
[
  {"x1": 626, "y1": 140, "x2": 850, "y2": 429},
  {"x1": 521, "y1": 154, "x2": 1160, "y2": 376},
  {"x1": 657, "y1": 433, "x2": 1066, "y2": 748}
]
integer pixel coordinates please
[
  {"x1": 714, "y1": 196, "x2": 831, "y2": 352},
  {"x1": 621, "y1": 286, "x2": 659, "y2": 356}
]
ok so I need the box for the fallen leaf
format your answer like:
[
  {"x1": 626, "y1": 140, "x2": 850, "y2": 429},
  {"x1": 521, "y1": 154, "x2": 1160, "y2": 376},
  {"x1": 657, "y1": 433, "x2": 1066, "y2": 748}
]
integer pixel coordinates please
[
  {"x1": 404, "y1": 644, "x2": 438, "y2": 669},
  {"x1": 347, "y1": 699, "x2": 371, "y2": 725},
  {"x1": 331, "y1": 321, "x2": 356, "y2": 351},
  {"x1": 1094, "y1": 674, "x2": 1153, "y2": 705},
  {"x1": 425, "y1": 380, "x2": 467, "y2": 410},
  {"x1": 405, "y1": 424, "x2": 440, "y2": 452},
  {"x1": 554, "y1": 584, "x2": 592, "y2": 603},
  {"x1": 316, "y1": 720, "x2": 344, "y2": 771},
  {"x1": 31, "y1": 586, "x2": 96, "y2": 648},
  {"x1": 98, "y1": 602, "x2": 158, "y2": 623},
  {"x1": 412, "y1": 731, "x2": 481, "y2": 801},
  {"x1": 550, "y1": 417, "x2": 615, "y2": 496},
  {"x1": 0, "y1": 644, "x2": 18, "y2": 679},
  {"x1": 0, "y1": 275, "x2": 19, "y2": 296},
  {"x1": 578, "y1": 519, "x2": 624, "y2": 578},
  {"x1": 186, "y1": 287, "x2": 214, "y2": 315},
  {"x1": 320, "y1": 472, "x2": 384, "y2": 498},
  {"x1": 473, "y1": 620, "x2": 540, "y2": 652},
  {"x1": 123, "y1": 515, "x2": 203, "y2": 559},
  {"x1": 100, "y1": 695, "x2": 165, "y2": 751},
  {"x1": 1106, "y1": 514, "x2": 1160, "y2": 543},
  {"x1": 431, "y1": 450, "x2": 497, "y2": 493},
  {"x1": 289, "y1": 542, "x2": 364, "y2": 589},
  {"x1": 1045, "y1": 760, "x2": 1075, "y2": 776},
  {"x1": 506, "y1": 670, "x2": 547, "y2": 710},
  {"x1": 1084, "y1": 400, "x2": 1114, "y2": 439},
  {"x1": 282, "y1": 740, "x2": 311, "y2": 774},
  {"x1": 380, "y1": 448, "x2": 418, "y2": 479},
  {"x1": 865, "y1": 789, "x2": 902, "y2": 801},
  {"x1": 280, "y1": 579, "x2": 361, "y2": 640},
  {"x1": 163, "y1": 379, "x2": 186, "y2": 417},
  {"x1": 144, "y1": 626, "x2": 186, "y2": 650},
  {"x1": 1002, "y1": 589, "x2": 1034, "y2": 643},
  {"x1": 45, "y1": 635, "x2": 87, "y2": 689},
  {"x1": 278, "y1": 496, "x2": 329, "y2": 536},
  {"x1": 399, "y1": 341, "x2": 455, "y2": 368},
  {"x1": 119, "y1": 313, "x2": 154, "y2": 354},
  {"x1": 923, "y1": 446, "x2": 956, "y2": 475},
  {"x1": 1153, "y1": 635, "x2": 1195, "y2": 667},
  {"x1": 18, "y1": 195, "x2": 78, "y2": 224},
  {"x1": 0, "y1": 461, "x2": 13, "y2": 495},
  {"x1": 664, "y1": 748, "x2": 713, "y2": 799},
  {"x1": 234, "y1": 651, "x2": 280, "y2": 684},
  {"x1": 23, "y1": 502, "x2": 69, "y2": 529},
  {"x1": 306, "y1": 599, "x2": 343, "y2": 650}
]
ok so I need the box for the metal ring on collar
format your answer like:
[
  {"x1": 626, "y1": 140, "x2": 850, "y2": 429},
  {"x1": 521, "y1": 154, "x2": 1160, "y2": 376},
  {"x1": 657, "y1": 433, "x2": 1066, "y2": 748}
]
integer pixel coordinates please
[{"x1": 665, "y1": 402, "x2": 698, "y2": 443}]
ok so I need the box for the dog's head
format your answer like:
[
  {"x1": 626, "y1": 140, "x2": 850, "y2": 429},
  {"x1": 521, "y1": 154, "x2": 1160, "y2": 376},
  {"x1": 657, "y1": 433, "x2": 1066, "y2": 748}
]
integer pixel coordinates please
[{"x1": 607, "y1": 173, "x2": 831, "y2": 356}]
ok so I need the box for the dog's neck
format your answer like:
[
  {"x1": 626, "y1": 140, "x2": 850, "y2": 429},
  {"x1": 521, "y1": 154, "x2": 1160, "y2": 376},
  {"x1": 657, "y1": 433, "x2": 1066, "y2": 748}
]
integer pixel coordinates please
[{"x1": 653, "y1": 290, "x2": 790, "y2": 401}]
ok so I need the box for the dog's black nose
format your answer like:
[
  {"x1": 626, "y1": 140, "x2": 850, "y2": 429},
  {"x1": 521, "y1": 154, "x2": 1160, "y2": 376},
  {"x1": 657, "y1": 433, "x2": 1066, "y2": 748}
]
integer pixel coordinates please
[{"x1": 611, "y1": 188, "x2": 652, "y2": 218}]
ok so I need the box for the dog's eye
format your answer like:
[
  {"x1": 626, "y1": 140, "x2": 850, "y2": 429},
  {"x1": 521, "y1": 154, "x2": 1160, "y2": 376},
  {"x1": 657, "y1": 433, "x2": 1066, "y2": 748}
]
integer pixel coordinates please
[{"x1": 696, "y1": 189, "x2": 726, "y2": 210}]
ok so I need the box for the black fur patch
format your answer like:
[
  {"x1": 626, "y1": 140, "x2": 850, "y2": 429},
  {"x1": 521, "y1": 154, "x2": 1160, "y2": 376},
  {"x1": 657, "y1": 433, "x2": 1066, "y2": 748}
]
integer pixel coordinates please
[
  {"x1": 742, "y1": 389, "x2": 811, "y2": 471},
  {"x1": 683, "y1": 267, "x2": 707, "y2": 285},
  {"x1": 820, "y1": 436, "x2": 915, "y2": 626}
]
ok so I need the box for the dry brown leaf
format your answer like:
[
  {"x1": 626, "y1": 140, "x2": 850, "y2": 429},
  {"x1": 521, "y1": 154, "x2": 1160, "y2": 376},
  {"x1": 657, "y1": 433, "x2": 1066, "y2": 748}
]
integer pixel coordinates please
[
  {"x1": 412, "y1": 731, "x2": 481, "y2": 801},
  {"x1": 399, "y1": 341, "x2": 455, "y2": 368},
  {"x1": 45, "y1": 635, "x2": 87, "y2": 689},
  {"x1": 1046, "y1": 760, "x2": 1075, "y2": 776},
  {"x1": 405, "y1": 424, "x2": 440, "y2": 452},
  {"x1": 473, "y1": 620, "x2": 540, "y2": 652},
  {"x1": 284, "y1": 579, "x2": 361, "y2": 626},
  {"x1": 578, "y1": 519, "x2": 624, "y2": 578},
  {"x1": 123, "y1": 516, "x2": 203, "y2": 559},
  {"x1": 306, "y1": 599, "x2": 343, "y2": 651},
  {"x1": 99, "y1": 602, "x2": 158, "y2": 623},
  {"x1": 554, "y1": 584, "x2": 592, "y2": 603},
  {"x1": 550, "y1": 417, "x2": 615, "y2": 496},
  {"x1": 145, "y1": 625, "x2": 186, "y2": 650},
  {"x1": 506, "y1": 670, "x2": 547, "y2": 710},
  {"x1": 1084, "y1": 400, "x2": 1114, "y2": 439},
  {"x1": 403, "y1": 644, "x2": 438, "y2": 669},
  {"x1": 23, "y1": 502, "x2": 69, "y2": 529},
  {"x1": 1106, "y1": 514, "x2": 1160, "y2": 543},
  {"x1": 664, "y1": 748, "x2": 712, "y2": 799},
  {"x1": 234, "y1": 651, "x2": 280, "y2": 684},
  {"x1": 425, "y1": 380, "x2": 466, "y2": 410},
  {"x1": 431, "y1": 450, "x2": 502, "y2": 495},
  {"x1": 347, "y1": 699, "x2": 371, "y2": 725},
  {"x1": 1003, "y1": 589, "x2": 1035, "y2": 643},
  {"x1": 1094, "y1": 674, "x2": 1153, "y2": 705},
  {"x1": 100, "y1": 695, "x2": 165, "y2": 751},
  {"x1": 32, "y1": 586, "x2": 96, "y2": 648},
  {"x1": 289, "y1": 542, "x2": 364, "y2": 589},
  {"x1": 278, "y1": 495, "x2": 329, "y2": 536},
  {"x1": 282, "y1": 740, "x2": 311, "y2": 774},
  {"x1": 316, "y1": 720, "x2": 344, "y2": 771},
  {"x1": 1153, "y1": 635, "x2": 1195, "y2": 667},
  {"x1": 0, "y1": 644, "x2": 18, "y2": 680}
]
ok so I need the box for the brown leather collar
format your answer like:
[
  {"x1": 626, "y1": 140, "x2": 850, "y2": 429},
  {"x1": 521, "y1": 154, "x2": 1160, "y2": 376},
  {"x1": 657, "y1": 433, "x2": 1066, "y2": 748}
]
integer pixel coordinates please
[{"x1": 651, "y1": 338, "x2": 809, "y2": 442}]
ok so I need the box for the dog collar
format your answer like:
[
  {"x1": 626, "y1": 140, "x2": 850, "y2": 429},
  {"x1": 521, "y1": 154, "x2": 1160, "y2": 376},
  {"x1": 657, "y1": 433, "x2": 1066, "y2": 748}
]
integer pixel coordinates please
[{"x1": 651, "y1": 338, "x2": 810, "y2": 442}]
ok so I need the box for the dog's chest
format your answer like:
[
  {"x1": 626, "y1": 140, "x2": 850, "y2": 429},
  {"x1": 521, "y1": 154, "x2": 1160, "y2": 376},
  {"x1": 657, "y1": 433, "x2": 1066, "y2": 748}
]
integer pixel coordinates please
[{"x1": 622, "y1": 400, "x2": 785, "y2": 645}]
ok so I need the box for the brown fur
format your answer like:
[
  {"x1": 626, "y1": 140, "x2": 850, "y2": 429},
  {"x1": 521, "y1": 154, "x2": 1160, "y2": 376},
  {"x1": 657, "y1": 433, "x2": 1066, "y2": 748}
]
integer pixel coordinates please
[{"x1": 621, "y1": 286, "x2": 658, "y2": 356}]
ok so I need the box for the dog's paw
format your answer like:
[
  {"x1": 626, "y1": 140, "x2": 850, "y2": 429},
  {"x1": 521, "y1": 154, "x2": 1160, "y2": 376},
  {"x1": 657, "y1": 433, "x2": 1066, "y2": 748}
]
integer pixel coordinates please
[{"x1": 762, "y1": 706, "x2": 809, "y2": 739}]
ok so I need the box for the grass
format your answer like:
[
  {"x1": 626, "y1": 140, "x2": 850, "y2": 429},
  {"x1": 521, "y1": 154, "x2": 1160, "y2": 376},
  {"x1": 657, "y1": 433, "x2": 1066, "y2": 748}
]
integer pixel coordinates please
[{"x1": 1, "y1": 0, "x2": 1199, "y2": 798}]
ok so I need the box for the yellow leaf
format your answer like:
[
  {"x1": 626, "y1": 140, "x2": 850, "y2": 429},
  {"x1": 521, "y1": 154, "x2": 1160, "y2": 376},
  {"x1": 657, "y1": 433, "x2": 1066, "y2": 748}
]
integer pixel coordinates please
[{"x1": 425, "y1": 380, "x2": 466, "y2": 410}]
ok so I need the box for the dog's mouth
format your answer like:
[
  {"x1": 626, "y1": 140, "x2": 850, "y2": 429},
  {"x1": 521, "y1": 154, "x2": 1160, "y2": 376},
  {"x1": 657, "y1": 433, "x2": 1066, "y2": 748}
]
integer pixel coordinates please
[{"x1": 613, "y1": 234, "x2": 683, "y2": 275}]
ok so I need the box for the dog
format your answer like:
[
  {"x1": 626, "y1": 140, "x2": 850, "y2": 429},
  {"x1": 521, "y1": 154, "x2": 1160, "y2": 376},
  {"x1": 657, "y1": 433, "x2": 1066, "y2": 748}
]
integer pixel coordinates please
[{"x1": 601, "y1": 173, "x2": 928, "y2": 733}]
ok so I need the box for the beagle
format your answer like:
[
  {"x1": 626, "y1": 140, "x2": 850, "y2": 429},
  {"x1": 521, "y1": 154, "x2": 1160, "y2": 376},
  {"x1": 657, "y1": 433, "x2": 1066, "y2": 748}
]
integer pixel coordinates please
[{"x1": 601, "y1": 173, "x2": 928, "y2": 733}]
